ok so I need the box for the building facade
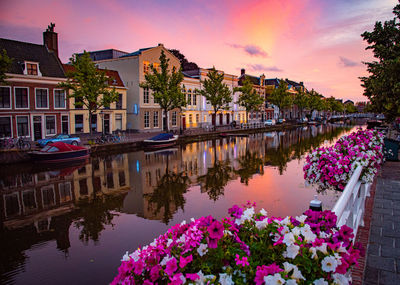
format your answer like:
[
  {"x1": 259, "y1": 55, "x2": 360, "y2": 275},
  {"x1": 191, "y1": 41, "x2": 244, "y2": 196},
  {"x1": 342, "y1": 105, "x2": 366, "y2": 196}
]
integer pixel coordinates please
[{"x1": 0, "y1": 28, "x2": 68, "y2": 140}]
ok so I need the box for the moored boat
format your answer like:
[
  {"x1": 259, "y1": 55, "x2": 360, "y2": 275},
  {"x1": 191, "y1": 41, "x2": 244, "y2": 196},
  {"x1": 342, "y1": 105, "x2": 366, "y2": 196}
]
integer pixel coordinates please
[
  {"x1": 28, "y1": 142, "x2": 89, "y2": 163},
  {"x1": 143, "y1": 133, "x2": 178, "y2": 149}
]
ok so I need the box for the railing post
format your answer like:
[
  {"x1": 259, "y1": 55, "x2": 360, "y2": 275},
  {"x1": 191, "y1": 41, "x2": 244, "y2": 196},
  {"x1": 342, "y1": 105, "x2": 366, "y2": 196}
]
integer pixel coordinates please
[{"x1": 309, "y1": 195, "x2": 322, "y2": 211}]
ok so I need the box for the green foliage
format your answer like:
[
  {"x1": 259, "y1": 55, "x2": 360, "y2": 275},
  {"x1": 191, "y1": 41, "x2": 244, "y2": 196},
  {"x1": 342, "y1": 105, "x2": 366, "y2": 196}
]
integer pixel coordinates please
[
  {"x1": 360, "y1": 3, "x2": 400, "y2": 121},
  {"x1": 345, "y1": 103, "x2": 357, "y2": 114},
  {"x1": 293, "y1": 90, "x2": 309, "y2": 118},
  {"x1": 59, "y1": 51, "x2": 119, "y2": 134},
  {"x1": 234, "y1": 77, "x2": 264, "y2": 121},
  {"x1": 140, "y1": 50, "x2": 185, "y2": 131},
  {"x1": 325, "y1": 97, "x2": 344, "y2": 113},
  {"x1": 198, "y1": 68, "x2": 232, "y2": 126},
  {"x1": 0, "y1": 49, "x2": 12, "y2": 85},
  {"x1": 267, "y1": 79, "x2": 293, "y2": 119}
]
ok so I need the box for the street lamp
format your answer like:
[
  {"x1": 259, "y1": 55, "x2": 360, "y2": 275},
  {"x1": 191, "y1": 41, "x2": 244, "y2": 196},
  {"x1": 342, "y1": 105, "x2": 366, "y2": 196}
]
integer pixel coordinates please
[{"x1": 99, "y1": 111, "x2": 104, "y2": 135}]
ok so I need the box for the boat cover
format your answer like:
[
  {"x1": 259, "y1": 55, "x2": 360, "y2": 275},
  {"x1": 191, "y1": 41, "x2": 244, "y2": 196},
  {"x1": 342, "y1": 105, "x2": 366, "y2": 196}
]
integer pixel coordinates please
[
  {"x1": 149, "y1": 133, "x2": 174, "y2": 141},
  {"x1": 40, "y1": 142, "x2": 86, "y2": 152}
]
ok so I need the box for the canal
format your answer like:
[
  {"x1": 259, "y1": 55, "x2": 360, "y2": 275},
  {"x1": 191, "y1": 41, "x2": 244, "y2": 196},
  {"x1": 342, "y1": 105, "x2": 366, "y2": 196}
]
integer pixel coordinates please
[{"x1": 0, "y1": 124, "x2": 357, "y2": 284}]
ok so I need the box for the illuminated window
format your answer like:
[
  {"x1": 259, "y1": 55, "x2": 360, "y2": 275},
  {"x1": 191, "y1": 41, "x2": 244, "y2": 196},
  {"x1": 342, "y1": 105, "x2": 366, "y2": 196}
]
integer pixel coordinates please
[
  {"x1": 196, "y1": 114, "x2": 200, "y2": 123},
  {"x1": 189, "y1": 114, "x2": 192, "y2": 124},
  {"x1": 143, "y1": 61, "x2": 150, "y2": 74},
  {"x1": 153, "y1": 63, "x2": 160, "y2": 72},
  {"x1": 26, "y1": 63, "x2": 38, "y2": 75},
  {"x1": 187, "y1": 90, "x2": 192, "y2": 105},
  {"x1": 193, "y1": 91, "x2": 197, "y2": 106}
]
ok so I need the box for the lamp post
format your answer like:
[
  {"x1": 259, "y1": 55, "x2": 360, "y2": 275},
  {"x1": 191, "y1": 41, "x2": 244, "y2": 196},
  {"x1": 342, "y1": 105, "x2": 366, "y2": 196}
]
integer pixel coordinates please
[{"x1": 99, "y1": 111, "x2": 104, "y2": 135}]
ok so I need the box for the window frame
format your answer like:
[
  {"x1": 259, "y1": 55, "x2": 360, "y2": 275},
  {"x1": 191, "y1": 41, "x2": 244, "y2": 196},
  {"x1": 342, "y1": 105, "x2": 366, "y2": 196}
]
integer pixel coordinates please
[
  {"x1": 25, "y1": 62, "x2": 40, "y2": 76},
  {"x1": 0, "y1": 86, "x2": 12, "y2": 109},
  {"x1": 144, "y1": 111, "x2": 150, "y2": 129},
  {"x1": 115, "y1": 113, "x2": 122, "y2": 130},
  {"x1": 14, "y1": 87, "x2": 29, "y2": 110},
  {"x1": 116, "y1": 93, "x2": 123, "y2": 110},
  {"x1": 0, "y1": 115, "x2": 13, "y2": 138},
  {"x1": 16, "y1": 115, "x2": 30, "y2": 137},
  {"x1": 74, "y1": 114, "x2": 84, "y2": 133},
  {"x1": 172, "y1": 111, "x2": 177, "y2": 127},
  {"x1": 35, "y1": 88, "x2": 49, "y2": 109},
  {"x1": 45, "y1": 115, "x2": 56, "y2": 136},
  {"x1": 53, "y1": 89, "x2": 66, "y2": 109},
  {"x1": 153, "y1": 111, "x2": 159, "y2": 128},
  {"x1": 143, "y1": 88, "x2": 149, "y2": 104},
  {"x1": 187, "y1": 89, "x2": 192, "y2": 105}
]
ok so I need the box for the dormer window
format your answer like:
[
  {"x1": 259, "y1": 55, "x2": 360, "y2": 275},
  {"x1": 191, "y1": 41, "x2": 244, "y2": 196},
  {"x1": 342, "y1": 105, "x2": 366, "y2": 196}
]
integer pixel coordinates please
[{"x1": 24, "y1": 61, "x2": 42, "y2": 76}]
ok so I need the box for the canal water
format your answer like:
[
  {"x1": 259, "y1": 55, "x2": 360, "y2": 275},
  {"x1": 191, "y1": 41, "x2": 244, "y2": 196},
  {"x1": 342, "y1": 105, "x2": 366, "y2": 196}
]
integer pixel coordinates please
[{"x1": 0, "y1": 124, "x2": 357, "y2": 284}]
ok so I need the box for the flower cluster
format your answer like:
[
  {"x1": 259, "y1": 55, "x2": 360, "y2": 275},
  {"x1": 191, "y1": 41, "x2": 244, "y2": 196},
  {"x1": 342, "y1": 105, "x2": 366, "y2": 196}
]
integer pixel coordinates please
[
  {"x1": 303, "y1": 129, "x2": 384, "y2": 190},
  {"x1": 112, "y1": 203, "x2": 362, "y2": 284}
]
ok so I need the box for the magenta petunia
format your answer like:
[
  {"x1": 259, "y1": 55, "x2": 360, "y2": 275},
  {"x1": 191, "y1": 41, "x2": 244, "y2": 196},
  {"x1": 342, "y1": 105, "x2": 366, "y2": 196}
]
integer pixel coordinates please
[{"x1": 208, "y1": 221, "x2": 224, "y2": 240}]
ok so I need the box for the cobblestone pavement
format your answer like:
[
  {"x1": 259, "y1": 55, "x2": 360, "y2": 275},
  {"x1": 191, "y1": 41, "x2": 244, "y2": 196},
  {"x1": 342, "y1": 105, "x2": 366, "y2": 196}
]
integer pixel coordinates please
[{"x1": 363, "y1": 161, "x2": 400, "y2": 284}]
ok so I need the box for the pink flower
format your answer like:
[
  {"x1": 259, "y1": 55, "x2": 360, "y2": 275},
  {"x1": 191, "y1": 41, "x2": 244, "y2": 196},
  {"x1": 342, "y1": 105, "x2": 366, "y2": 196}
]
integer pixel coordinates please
[
  {"x1": 235, "y1": 254, "x2": 250, "y2": 267},
  {"x1": 179, "y1": 254, "x2": 193, "y2": 268},
  {"x1": 165, "y1": 258, "x2": 178, "y2": 277},
  {"x1": 254, "y1": 263, "x2": 283, "y2": 285},
  {"x1": 208, "y1": 221, "x2": 224, "y2": 240},
  {"x1": 149, "y1": 265, "x2": 161, "y2": 281},
  {"x1": 186, "y1": 273, "x2": 199, "y2": 281}
]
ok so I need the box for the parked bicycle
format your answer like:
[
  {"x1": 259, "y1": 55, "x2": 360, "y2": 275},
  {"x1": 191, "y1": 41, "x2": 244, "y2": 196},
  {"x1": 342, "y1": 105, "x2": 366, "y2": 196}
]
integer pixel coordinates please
[
  {"x1": 0, "y1": 137, "x2": 15, "y2": 149},
  {"x1": 15, "y1": 137, "x2": 31, "y2": 150},
  {"x1": 95, "y1": 134, "x2": 121, "y2": 144},
  {"x1": 0, "y1": 137, "x2": 31, "y2": 150}
]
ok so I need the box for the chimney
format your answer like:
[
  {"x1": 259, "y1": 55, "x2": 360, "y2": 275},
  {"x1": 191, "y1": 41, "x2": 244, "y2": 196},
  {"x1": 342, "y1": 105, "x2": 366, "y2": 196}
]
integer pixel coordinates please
[
  {"x1": 300, "y1": 81, "x2": 304, "y2": 86},
  {"x1": 43, "y1": 23, "x2": 58, "y2": 57},
  {"x1": 241, "y1": 68, "x2": 245, "y2": 75},
  {"x1": 158, "y1": 43, "x2": 164, "y2": 47}
]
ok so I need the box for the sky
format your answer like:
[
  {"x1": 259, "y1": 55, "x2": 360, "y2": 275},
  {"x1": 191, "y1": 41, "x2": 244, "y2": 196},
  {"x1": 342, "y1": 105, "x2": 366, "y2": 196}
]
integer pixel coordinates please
[{"x1": 0, "y1": 0, "x2": 398, "y2": 102}]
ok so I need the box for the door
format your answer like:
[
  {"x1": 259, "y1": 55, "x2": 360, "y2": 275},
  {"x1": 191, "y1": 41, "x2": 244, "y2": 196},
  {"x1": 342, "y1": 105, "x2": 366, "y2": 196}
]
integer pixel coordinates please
[
  {"x1": 226, "y1": 114, "x2": 230, "y2": 125},
  {"x1": 211, "y1": 114, "x2": 216, "y2": 126},
  {"x1": 33, "y1": 116, "x2": 42, "y2": 141},
  {"x1": 182, "y1": 116, "x2": 186, "y2": 130},
  {"x1": 104, "y1": 114, "x2": 110, "y2": 134},
  {"x1": 219, "y1": 114, "x2": 223, "y2": 125},
  {"x1": 61, "y1": 116, "x2": 69, "y2": 134}
]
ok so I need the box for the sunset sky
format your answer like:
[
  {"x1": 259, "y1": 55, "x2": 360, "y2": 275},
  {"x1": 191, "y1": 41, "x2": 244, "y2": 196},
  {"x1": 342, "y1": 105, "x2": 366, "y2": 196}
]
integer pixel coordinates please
[{"x1": 0, "y1": 0, "x2": 397, "y2": 102}]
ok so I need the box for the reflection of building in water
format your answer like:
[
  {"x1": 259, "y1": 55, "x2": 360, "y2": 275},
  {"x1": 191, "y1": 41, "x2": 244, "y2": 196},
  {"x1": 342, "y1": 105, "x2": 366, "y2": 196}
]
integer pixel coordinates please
[{"x1": 0, "y1": 154, "x2": 130, "y2": 231}]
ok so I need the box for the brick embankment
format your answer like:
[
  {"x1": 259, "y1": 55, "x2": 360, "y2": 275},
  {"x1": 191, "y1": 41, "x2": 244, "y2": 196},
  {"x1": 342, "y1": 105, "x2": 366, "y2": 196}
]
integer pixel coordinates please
[{"x1": 355, "y1": 161, "x2": 400, "y2": 284}]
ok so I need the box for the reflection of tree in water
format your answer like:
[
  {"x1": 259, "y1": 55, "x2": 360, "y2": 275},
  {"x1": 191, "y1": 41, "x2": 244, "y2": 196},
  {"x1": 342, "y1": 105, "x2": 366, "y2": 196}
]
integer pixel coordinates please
[
  {"x1": 264, "y1": 126, "x2": 351, "y2": 175},
  {"x1": 235, "y1": 150, "x2": 264, "y2": 185},
  {"x1": 144, "y1": 170, "x2": 190, "y2": 225},
  {"x1": 198, "y1": 160, "x2": 233, "y2": 201},
  {"x1": 74, "y1": 193, "x2": 126, "y2": 244}
]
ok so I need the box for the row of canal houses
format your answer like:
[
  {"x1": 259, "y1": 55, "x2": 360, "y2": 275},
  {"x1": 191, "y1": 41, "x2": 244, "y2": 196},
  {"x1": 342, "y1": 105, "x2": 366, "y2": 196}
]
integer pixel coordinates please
[{"x1": 0, "y1": 26, "x2": 307, "y2": 140}]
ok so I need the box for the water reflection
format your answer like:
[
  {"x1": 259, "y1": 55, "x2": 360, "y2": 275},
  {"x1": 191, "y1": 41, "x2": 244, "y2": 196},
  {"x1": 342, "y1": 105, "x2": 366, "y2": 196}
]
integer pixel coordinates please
[{"x1": 0, "y1": 124, "x2": 354, "y2": 284}]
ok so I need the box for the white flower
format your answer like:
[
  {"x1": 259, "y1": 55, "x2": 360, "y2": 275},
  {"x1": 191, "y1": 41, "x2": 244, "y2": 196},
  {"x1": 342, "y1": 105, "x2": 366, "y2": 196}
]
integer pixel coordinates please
[
  {"x1": 321, "y1": 255, "x2": 338, "y2": 272},
  {"x1": 283, "y1": 232, "x2": 296, "y2": 246},
  {"x1": 280, "y1": 216, "x2": 291, "y2": 226},
  {"x1": 281, "y1": 226, "x2": 290, "y2": 235},
  {"x1": 255, "y1": 218, "x2": 269, "y2": 229},
  {"x1": 316, "y1": 244, "x2": 328, "y2": 254},
  {"x1": 309, "y1": 247, "x2": 318, "y2": 259},
  {"x1": 291, "y1": 227, "x2": 301, "y2": 237},
  {"x1": 332, "y1": 273, "x2": 349, "y2": 285},
  {"x1": 296, "y1": 215, "x2": 307, "y2": 223},
  {"x1": 286, "y1": 280, "x2": 297, "y2": 285},
  {"x1": 167, "y1": 239, "x2": 173, "y2": 247},
  {"x1": 260, "y1": 208, "x2": 268, "y2": 216},
  {"x1": 243, "y1": 207, "x2": 255, "y2": 220},
  {"x1": 313, "y1": 278, "x2": 328, "y2": 285},
  {"x1": 283, "y1": 262, "x2": 305, "y2": 280},
  {"x1": 283, "y1": 244, "x2": 300, "y2": 259},
  {"x1": 197, "y1": 243, "x2": 208, "y2": 257},
  {"x1": 219, "y1": 273, "x2": 234, "y2": 285},
  {"x1": 178, "y1": 274, "x2": 186, "y2": 284},
  {"x1": 301, "y1": 224, "x2": 317, "y2": 243},
  {"x1": 190, "y1": 217, "x2": 195, "y2": 222},
  {"x1": 160, "y1": 255, "x2": 173, "y2": 266},
  {"x1": 224, "y1": 230, "x2": 233, "y2": 236},
  {"x1": 264, "y1": 273, "x2": 286, "y2": 285},
  {"x1": 121, "y1": 251, "x2": 130, "y2": 261},
  {"x1": 180, "y1": 220, "x2": 186, "y2": 225}
]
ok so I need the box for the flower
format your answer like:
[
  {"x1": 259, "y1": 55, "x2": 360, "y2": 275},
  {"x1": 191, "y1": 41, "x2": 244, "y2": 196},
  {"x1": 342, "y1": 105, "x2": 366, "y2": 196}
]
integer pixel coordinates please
[
  {"x1": 283, "y1": 244, "x2": 300, "y2": 259},
  {"x1": 321, "y1": 255, "x2": 338, "y2": 272},
  {"x1": 219, "y1": 273, "x2": 234, "y2": 285},
  {"x1": 235, "y1": 254, "x2": 249, "y2": 267},
  {"x1": 179, "y1": 254, "x2": 193, "y2": 268},
  {"x1": 165, "y1": 258, "x2": 178, "y2": 276},
  {"x1": 197, "y1": 243, "x2": 208, "y2": 256},
  {"x1": 208, "y1": 221, "x2": 224, "y2": 240},
  {"x1": 313, "y1": 278, "x2": 328, "y2": 285},
  {"x1": 264, "y1": 273, "x2": 285, "y2": 285}
]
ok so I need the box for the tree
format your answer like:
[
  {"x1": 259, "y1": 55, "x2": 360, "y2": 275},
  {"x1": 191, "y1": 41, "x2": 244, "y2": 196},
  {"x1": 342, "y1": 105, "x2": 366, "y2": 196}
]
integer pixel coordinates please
[
  {"x1": 198, "y1": 68, "x2": 232, "y2": 128},
  {"x1": 345, "y1": 102, "x2": 357, "y2": 114},
  {"x1": 234, "y1": 77, "x2": 264, "y2": 122},
  {"x1": 360, "y1": 3, "x2": 400, "y2": 121},
  {"x1": 267, "y1": 79, "x2": 293, "y2": 119},
  {"x1": 59, "y1": 51, "x2": 119, "y2": 134},
  {"x1": 294, "y1": 89, "x2": 309, "y2": 119},
  {"x1": 0, "y1": 49, "x2": 12, "y2": 85},
  {"x1": 308, "y1": 90, "x2": 323, "y2": 118},
  {"x1": 140, "y1": 50, "x2": 185, "y2": 132},
  {"x1": 168, "y1": 49, "x2": 199, "y2": 71}
]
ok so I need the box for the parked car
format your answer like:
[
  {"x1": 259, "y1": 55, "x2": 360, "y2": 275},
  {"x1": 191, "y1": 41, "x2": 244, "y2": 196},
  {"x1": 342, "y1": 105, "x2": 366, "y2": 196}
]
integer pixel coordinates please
[
  {"x1": 37, "y1": 134, "x2": 81, "y2": 147},
  {"x1": 277, "y1": 118, "x2": 286, "y2": 124},
  {"x1": 264, "y1": 119, "x2": 276, "y2": 126}
]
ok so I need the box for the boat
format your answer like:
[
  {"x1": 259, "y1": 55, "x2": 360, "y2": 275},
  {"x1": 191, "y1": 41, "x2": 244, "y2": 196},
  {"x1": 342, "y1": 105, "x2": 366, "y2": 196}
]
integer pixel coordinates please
[
  {"x1": 308, "y1": 121, "x2": 318, "y2": 125},
  {"x1": 28, "y1": 142, "x2": 90, "y2": 163},
  {"x1": 143, "y1": 133, "x2": 179, "y2": 149}
]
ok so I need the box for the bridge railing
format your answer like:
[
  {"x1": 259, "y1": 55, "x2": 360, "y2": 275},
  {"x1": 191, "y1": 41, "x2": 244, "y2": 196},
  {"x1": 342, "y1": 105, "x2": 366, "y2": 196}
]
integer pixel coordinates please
[{"x1": 331, "y1": 165, "x2": 371, "y2": 238}]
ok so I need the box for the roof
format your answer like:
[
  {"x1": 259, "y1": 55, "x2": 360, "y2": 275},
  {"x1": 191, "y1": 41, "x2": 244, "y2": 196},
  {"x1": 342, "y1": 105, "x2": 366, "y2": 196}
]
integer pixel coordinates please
[
  {"x1": 265, "y1": 78, "x2": 280, "y2": 87},
  {"x1": 63, "y1": 64, "x2": 125, "y2": 87},
  {"x1": 238, "y1": 74, "x2": 260, "y2": 86},
  {"x1": 119, "y1": 47, "x2": 155, "y2": 58},
  {"x1": 0, "y1": 38, "x2": 65, "y2": 78}
]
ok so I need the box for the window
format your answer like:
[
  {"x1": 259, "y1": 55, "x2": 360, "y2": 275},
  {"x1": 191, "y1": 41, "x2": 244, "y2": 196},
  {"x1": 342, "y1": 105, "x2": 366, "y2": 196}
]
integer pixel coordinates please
[
  {"x1": 187, "y1": 89, "x2": 192, "y2": 105},
  {"x1": 144, "y1": 111, "x2": 150, "y2": 128},
  {"x1": 17, "y1": 116, "x2": 29, "y2": 137},
  {"x1": 61, "y1": 115, "x2": 69, "y2": 134},
  {"x1": 116, "y1": 93, "x2": 123, "y2": 109},
  {"x1": 54, "y1": 89, "x2": 66, "y2": 108},
  {"x1": 35, "y1": 88, "x2": 48, "y2": 108},
  {"x1": 45, "y1": 116, "x2": 56, "y2": 135},
  {"x1": 0, "y1": 117, "x2": 12, "y2": 137},
  {"x1": 15, "y1": 87, "x2": 29, "y2": 109},
  {"x1": 143, "y1": 88, "x2": 149, "y2": 104},
  {"x1": 115, "y1": 114, "x2": 122, "y2": 130},
  {"x1": 119, "y1": 171, "x2": 126, "y2": 187},
  {"x1": 75, "y1": 115, "x2": 84, "y2": 133},
  {"x1": 26, "y1": 63, "x2": 38, "y2": 75},
  {"x1": 153, "y1": 111, "x2": 159, "y2": 128},
  {"x1": 59, "y1": 182, "x2": 72, "y2": 203},
  {"x1": 0, "y1": 87, "x2": 11, "y2": 108},
  {"x1": 193, "y1": 91, "x2": 197, "y2": 106},
  {"x1": 74, "y1": 97, "x2": 83, "y2": 109},
  {"x1": 172, "y1": 111, "x2": 177, "y2": 126},
  {"x1": 153, "y1": 63, "x2": 160, "y2": 72},
  {"x1": 196, "y1": 114, "x2": 200, "y2": 123},
  {"x1": 189, "y1": 114, "x2": 193, "y2": 124},
  {"x1": 91, "y1": 114, "x2": 97, "y2": 132},
  {"x1": 143, "y1": 61, "x2": 150, "y2": 74}
]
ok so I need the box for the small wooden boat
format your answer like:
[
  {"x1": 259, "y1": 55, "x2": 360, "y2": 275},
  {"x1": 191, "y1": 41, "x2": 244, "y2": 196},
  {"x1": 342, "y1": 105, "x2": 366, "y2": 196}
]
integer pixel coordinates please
[
  {"x1": 28, "y1": 142, "x2": 89, "y2": 163},
  {"x1": 143, "y1": 133, "x2": 179, "y2": 149}
]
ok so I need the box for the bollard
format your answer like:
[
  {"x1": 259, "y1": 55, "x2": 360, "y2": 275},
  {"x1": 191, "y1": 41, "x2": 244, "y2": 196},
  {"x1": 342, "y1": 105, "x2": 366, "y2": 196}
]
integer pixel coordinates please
[{"x1": 309, "y1": 195, "x2": 322, "y2": 211}]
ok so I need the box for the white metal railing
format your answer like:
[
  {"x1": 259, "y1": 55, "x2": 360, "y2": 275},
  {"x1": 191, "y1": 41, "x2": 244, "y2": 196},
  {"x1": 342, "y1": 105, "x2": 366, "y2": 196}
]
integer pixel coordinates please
[{"x1": 332, "y1": 165, "x2": 371, "y2": 238}]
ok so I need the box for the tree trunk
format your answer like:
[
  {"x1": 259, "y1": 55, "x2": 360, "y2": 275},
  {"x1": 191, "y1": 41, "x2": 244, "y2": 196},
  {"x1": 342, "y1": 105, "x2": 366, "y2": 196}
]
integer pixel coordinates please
[{"x1": 163, "y1": 109, "x2": 168, "y2": 132}]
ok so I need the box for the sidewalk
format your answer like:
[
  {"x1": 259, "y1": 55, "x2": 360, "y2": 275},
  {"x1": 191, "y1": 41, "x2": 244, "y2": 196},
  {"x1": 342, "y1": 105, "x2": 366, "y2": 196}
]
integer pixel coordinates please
[{"x1": 363, "y1": 161, "x2": 400, "y2": 284}]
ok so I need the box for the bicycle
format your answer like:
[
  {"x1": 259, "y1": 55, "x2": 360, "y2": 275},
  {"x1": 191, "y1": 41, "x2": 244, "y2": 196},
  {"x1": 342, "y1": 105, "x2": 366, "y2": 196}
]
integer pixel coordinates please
[
  {"x1": 15, "y1": 137, "x2": 31, "y2": 150},
  {"x1": 0, "y1": 137, "x2": 15, "y2": 149}
]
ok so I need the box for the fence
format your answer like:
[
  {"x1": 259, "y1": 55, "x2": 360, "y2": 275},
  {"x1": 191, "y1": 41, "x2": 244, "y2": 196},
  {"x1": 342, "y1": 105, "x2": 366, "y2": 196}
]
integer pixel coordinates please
[{"x1": 331, "y1": 165, "x2": 371, "y2": 239}]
